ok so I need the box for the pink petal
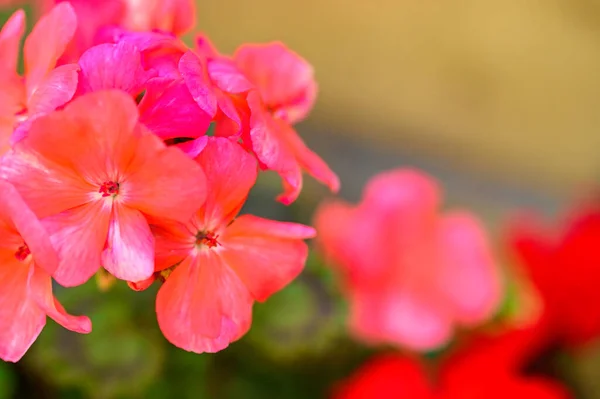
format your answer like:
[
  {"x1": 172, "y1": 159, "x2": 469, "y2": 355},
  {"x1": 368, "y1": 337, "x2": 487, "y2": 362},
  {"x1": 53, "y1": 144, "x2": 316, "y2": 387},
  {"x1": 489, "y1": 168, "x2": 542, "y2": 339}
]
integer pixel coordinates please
[
  {"x1": 234, "y1": 42, "x2": 316, "y2": 119},
  {"x1": 27, "y1": 63, "x2": 79, "y2": 116},
  {"x1": 0, "y1": 9, "x2": 25, "y2": 78},
  {"x1": 194, "y1": 137, "x2": 257, "y2": 226},
  {"x1": 102, "y1": 204, "x2": 154, "y2": 282},
  {"x1": 174, "y1": 135, "x2": 208, "y2": 158},
  {"x1": 349, "y1": 287, "x2": 452, "y2": 350},
  {"x1": 156, "y1": 252, "x2": 253, "y2": 353},
  {"x1": 24, "y1": 2, "x2": 77, "y2": 98},
  {"x1": 179, "y1": 51, "x2": 218, "y2": 117},
  {"x1": 77, "y1": 41, "x2": 155, "y2": 95},
  {"x1": 0, "y1": 258, "x2": 45, "y2": 362},
  {"x1": 208, "y1": 59, "x2": 254, "y2": 94},
  {"x1": 220, "y1": 214, "x2": 313, "y2": 301},
  {"x1": 276, "y1": 120, "x2": 340, "y2": 197},
  {"x1": 194, "y1": 33, "x2": 218, "y2": 59},
  {"x1": 436, "y1": 212, "x2": 502, "y2": 325},
  {"x1": 0, "y1": 180, "x2": 59, "y2": 275},
  {"x1": 138, "y1": 77, "x2": 212, "y2": 140},
  {"x1": 45, "y1": 201, "x2": 111, "y2": 287},
  {"x1": 247, "y1": 92, "x2": 302, "y2": 204},
  {"x1": 29, "y1": 266, "x2": 91, "y2": 333},
  {"x1": 122, "y1": 128, "x2": 207, "y2": 222},
  {"x1": 151, "y1": 220, "x2": 194, "y2": 271}
]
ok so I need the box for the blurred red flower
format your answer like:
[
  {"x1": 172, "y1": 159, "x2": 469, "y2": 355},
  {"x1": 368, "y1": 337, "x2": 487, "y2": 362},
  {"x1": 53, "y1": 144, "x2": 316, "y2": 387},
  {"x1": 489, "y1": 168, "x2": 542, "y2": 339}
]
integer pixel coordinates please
[{"x1": 509, "y1": 202, "x2": 600, "y2": 347}]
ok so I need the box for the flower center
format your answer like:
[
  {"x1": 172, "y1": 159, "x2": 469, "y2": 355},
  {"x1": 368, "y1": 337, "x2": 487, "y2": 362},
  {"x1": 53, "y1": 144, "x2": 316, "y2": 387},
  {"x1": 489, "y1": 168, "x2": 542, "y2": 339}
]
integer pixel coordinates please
[
  {"x1": 15, "y1": 244, "x2": 31, "y2": 262},
  {"x1": 195, "y1": 231, "x2": 220, "y2": 249},
  {"x1": 99, "y1": 181, "x2": 120, "y2": 197}
]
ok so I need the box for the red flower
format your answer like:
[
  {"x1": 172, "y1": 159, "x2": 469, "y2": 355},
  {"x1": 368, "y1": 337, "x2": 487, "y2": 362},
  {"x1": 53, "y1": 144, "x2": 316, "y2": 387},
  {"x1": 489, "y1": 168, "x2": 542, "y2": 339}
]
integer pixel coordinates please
[
  {"x1": 333, "y1": 327, "x2": 572, "y2": 399},
  {"x1": 509, "y1": 203, "x2": 600, "y2": 347}
]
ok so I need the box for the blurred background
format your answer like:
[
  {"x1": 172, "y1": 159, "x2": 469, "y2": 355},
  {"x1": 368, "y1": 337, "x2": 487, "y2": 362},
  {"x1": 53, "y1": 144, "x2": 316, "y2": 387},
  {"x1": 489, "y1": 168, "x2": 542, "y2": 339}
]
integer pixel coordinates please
[{"x1": 2, "y1": 0, "x2": 600, "y2": 398}]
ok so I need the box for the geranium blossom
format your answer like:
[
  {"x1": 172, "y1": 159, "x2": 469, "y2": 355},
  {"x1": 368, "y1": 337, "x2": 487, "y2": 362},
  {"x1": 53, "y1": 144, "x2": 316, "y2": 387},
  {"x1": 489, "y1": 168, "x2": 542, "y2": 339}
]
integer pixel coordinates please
[
  {"x1": 314, "y1": 169, "x2": 501, "y2": 350},
  {"x1": 142, "y1": 137, "x2": 316, "y2": 353},
  {"x1": 0, "y1": 180, "x2": 90, "y2": 362},
  {"x1": 1, "y1": 90, "x2": 207, "y2": 286}
]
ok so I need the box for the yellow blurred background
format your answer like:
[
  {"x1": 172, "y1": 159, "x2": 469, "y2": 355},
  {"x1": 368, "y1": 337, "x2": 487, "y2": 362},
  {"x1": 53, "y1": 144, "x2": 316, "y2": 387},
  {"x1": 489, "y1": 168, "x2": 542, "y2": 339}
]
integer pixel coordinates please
[{"x1": 198, "y1": 0, "x2": 600, "y2": 197}]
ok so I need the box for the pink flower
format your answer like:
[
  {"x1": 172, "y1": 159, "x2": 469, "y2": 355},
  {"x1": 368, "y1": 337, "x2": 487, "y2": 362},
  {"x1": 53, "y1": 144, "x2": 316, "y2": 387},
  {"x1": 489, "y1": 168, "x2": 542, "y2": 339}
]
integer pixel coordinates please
[
  {"x1": 146, "y1": 137, "x2": 315, "y2": 353},
  {"x1": 0, "y1": 180, "x2": 90, "y2": 362},
  {"x1": 0, "y1": 4, "x2": 78, "y2": 154},
  {"x1": 234, "y1": 42, "x2": 339, "y2": 204},
  {"x1": 0, "y1": 90, "x2": 207, "y2": 287},
  {"x1": 314, "y1": 169, "x2": 502, "y2": 350}
]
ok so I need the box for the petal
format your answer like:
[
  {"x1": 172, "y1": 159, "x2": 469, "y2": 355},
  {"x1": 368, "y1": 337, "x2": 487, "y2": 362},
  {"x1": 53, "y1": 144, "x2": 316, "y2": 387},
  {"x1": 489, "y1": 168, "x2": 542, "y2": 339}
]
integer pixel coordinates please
[
  {"x1": 194, "y1": 137, "x2": 257, "y2": 226},
  {"x1": 138, "y1": 77, "x2": 212, "y2": 140},
  {"x1": 24, "y1": 2, "x2": 77, "y2": 97},
  {"x1": 122, "y1": 129, "x2": 207, "y2": 222},
  {"x1": 27, "y1": 63, "x2": 79, "y2": 116},
  {"x1": 179, "y1": 51, "x2": 218, "y2": 118},
  {"x1": 77, "y1": 41, "x2": 155, "y2": 96},
  {"x1": 45, "y1": 201, "x2": 111, "y2": 287},
  {"x1": 151, "y1": 220, "x2": 194, "y2": 271},
  {"x1": 220, "y1": 214, "x2": 313, "y2": 301},
  {"x1": 0, "y1": 259, "x2": 45, "y2": 362},
  {"x1": 0, "y1": 9, "x2": 25, "y2": 78},
  {"x1": 174, "y1": 135, "x2": 208, "y2": 158},
  {"x1": 102, "y1": 204, "x2": 154, "y2": 282},
  {"x1": 234, "y1": 42, "x2": 316, "y2": 116},
  {"x1": 194, "y1": 33, "x2": 219, "y2": 59},
  {"x1": 29, "y1": 266, "x2": 91, "y2": 333},
  {"x1": 0, "y1": 180, "x2": 59, "y2": 275},
  {"x1": 208, "y1": 59, "x2": 254, "y2": 94},
  {"x1": 276, "y1": 120, "x2": 340, "y2": 196},
  {"x1": 156, "y1": 252, "x2": 253, "y2": 353},
  {"x1": 247, "y1": 92, "x2": 302, "y2": 204},
  {"x1": 436, "y1": 212, "x2": 502, "y2": 325},
  {"x1": 349, "y1": 287, "x2": 452, "y2": 350}
]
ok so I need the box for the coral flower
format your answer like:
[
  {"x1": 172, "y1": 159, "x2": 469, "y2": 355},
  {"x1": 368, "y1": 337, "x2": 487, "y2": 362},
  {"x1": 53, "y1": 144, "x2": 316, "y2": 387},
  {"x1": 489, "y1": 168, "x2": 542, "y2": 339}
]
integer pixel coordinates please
[
  {"x1": 0, "y1": 180, "x2": 91, "y2": 362},
  {"x1": 314, "y1": 169, "x2": 501, "y2": 350},
  {"x1": 234, "y1": 42, "x2": 340, "y2": 204},
  {"x1": 0, "y1": 90, "x2": 207, "y2": 287},
  {"x1": 333, "y1": 347, "x2": 572, "y2": 399},
  {"x1": 148, "y1": 137, "x2": 315, "y2": 353},
  {"x1": 509, "y1": 202, "x2": 600, "y2": 347},
  {"x1": 0, "y1": 3, "x2": 78, "y2": 155}
]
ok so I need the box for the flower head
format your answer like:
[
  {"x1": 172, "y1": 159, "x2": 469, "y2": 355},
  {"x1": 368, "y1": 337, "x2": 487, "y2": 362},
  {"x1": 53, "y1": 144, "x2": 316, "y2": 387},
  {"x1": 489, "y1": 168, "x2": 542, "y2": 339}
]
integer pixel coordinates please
[
  {"x1": 1, "y1": 90, "x2": 207, "y2": 286},
  {"x1": 314, "y1": 169, "x2": 501, "y2": 350},
  {"x1": 147, "y1": 137, "x2": 316, "y2": 353}
]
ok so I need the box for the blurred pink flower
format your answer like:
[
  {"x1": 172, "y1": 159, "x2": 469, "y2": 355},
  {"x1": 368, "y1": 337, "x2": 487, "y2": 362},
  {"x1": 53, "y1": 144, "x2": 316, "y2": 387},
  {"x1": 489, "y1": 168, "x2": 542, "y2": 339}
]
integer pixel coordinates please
[
  {"x1": 0, "y1": 180, "x2": 90, "y2": 362},
  {"x1": 314, "y1": 169, "x2": 502, "y2": 350}
]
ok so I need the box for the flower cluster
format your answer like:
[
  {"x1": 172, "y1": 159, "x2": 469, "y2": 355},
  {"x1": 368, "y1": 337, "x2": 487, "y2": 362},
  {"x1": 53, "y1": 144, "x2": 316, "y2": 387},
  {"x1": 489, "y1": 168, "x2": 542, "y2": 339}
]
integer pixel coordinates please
[
  {"x1": 0, "y1": 2, "x2": 338, "y2": 362},
  {"x1": 320, "y1": 168, "x2": 600, "y2": 398}
]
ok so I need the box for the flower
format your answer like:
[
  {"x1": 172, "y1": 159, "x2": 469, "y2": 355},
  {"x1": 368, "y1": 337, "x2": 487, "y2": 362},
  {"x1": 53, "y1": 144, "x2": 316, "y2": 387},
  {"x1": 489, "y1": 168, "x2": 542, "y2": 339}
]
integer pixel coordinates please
[
  {"x1": 146, "y1": 137, "x2": 316, "y2": 353},
  {"x1": 0, "y1": 90, "x2": 207, "y2": 286},
  {"x1": 234, "y1": 42, "x2": 339, "y2": 204},
  {"x1": 0, "y1": 180, "x2": 90, "y2": 362},
  {"x1": 509, "y1": 202, "x2": 600, "y2": 347},
  {"x1": 333, "y1": 328, "x2": 572, "y2": 399},
  {"x1": 314, "y1": 169, "x2": 501, "y2": 350},
  {"x1": 0, "y1": 3, "x2": 78, "y2": 155}
]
